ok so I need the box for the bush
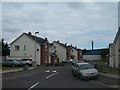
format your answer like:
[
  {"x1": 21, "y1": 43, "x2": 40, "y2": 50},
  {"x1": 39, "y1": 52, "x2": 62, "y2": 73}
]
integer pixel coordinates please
[
  {"x1": 46, "y1": 63, "x2": 53, "y2": 66},
  {"x1": 54, "y1": 63, "x2": 64, "y2": 66},
  {"x1": 54, "y1": 63, "x2": 60, "y2": 66}
]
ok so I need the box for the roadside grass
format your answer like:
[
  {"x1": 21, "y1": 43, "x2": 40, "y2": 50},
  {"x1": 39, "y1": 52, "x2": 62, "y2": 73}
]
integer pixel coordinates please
[
  {"x1": 94, "y1": 61, "x2": 119, "y2": 75},
  {"x1": 0, "y1": 64, "x2": 23, "y2": 72},
  {"x1": 2, "y1": 67, "x2": 19, "y2": 71},
  {"x1": 97, "y1": 66, "x2": 119, "y2": 74}
]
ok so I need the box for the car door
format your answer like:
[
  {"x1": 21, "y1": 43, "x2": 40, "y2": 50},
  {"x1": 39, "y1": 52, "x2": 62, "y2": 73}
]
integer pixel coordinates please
[
  {"x1": 75, "y1": 64, "x2": 80, "y2": 76},
  {"x1": 72, "y1": 64, "x2": 77, "y2": 75},
  {"x1": 8, "y1": 59, "x2": 13, "y2": 66},
  {"x1": 74, "y1": 64, "x2": 79, "y2": 76},
  {"x1": 6, "y1": 60, "x2": 11, "y2": 66}
]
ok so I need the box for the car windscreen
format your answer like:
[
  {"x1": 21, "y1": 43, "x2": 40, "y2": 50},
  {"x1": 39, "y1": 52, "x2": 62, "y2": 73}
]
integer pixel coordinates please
[{"x1": 79, "y1": 64, "x2": 93, "y2": 70}]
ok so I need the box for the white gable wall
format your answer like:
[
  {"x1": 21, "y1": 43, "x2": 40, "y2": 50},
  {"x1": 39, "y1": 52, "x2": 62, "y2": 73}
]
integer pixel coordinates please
[
  {"x1": 118, "y1": 35, "x2": 120, "y2": 68},
  {"x1": 115, "y1": 40, "x2": 119, "y2": 68},
  {"x1": 53, "y1": 42, "x2": 66, "y2": 62},
  {"x1": 109, "y1": 45, "x2": 114, "y2": 67},
  {"x1": 72, "y1": 48, "x2": 78, "y2": 60},
  {"x1": 109, "y1": 32, "x2": 120, "y2": 68},
  {"x1": 10, "y1": 34, "x2": 41, "y2": 65}
]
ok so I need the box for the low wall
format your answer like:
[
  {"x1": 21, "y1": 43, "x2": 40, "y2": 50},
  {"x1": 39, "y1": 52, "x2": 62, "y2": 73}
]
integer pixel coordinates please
[{"x1": 83, "y1": 55, "x2": 102, "y2": 61}]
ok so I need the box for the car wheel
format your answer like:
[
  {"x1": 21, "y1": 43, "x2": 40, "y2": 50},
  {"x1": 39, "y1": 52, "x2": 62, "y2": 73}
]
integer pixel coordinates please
[
  {"x1": 79, "y1": 74, "x2": 83, "y2": 80},
  {"x1": 12, "y1": 64, "x2": 15, "y2": 67}
]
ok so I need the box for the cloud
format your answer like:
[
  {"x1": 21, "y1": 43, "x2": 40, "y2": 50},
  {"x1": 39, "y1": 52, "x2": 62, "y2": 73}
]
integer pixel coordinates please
[
  {"x1": 0, "y1": 2, "x2": 2, "y2": 40},
  {"x1": 2, "y1": 0, "x2": 120, "y2": 2},
  {"x1": 2, "y1": 2, "x2": 118, "y2": 49}
]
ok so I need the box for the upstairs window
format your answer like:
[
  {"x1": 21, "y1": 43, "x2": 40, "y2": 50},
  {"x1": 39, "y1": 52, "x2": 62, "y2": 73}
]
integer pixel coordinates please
[
  {"x1": 14, "y1": 45, "x2": 20, "y2": 50},
  {"x1": 45, "y1": 45, "x2": 48, "y2": 51},
  {"x1": 23, "y1": 45, "x2": 26, "y2": 50}
]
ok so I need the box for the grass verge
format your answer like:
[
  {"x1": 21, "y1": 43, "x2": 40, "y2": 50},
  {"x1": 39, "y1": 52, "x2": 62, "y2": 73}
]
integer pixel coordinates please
[{"x1": 94, "y1": 61, "x2": 119, "y2": 75}]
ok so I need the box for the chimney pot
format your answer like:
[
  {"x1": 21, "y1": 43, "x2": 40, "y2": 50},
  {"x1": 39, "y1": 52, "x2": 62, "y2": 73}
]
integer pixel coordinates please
[
  {"x1": 45, "y1": 38, "x2": 47, "y2": 41},
  {"x1": 57, "y1": 40, "x2": 59, "y2": 43},
  {"x1": 28, "y1": 32, "x2": 32, "y2": 36}
]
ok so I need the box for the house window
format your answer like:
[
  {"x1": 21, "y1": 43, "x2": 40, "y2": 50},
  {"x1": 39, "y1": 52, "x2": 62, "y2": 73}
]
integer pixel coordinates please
[
  {"x1": 24, "y1": 45, "x2": 26, "y2": 50},
  {"x1": 72, "y1": 49, "x2": 74, "y2": 52},
  {"x1": 45, "y1": 46, "x2": 47, "y2": 51},
  {"x1": 14, "y1": 45, "x2": 20, "y2": 50}
]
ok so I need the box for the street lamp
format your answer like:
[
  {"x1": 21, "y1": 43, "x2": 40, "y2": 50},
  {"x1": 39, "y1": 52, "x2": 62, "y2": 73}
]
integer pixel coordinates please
[{"x1": 34, "y1": 32, "x2": 39, "y2": 69}]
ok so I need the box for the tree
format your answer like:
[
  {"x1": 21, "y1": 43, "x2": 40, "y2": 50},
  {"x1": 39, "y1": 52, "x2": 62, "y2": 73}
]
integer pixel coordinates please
[
  {"x1": 1, "y1": 39, "x2": 10, "y2": 56},
  {"x1": 82, "y1": 49, "x2": 87, "y2": 55},
  {"x1": 101, "y1": 48, "x2": 109, "y2": 57},
  {"x1": 101, "y1": 48, "x2": 109, "y2": 61}
]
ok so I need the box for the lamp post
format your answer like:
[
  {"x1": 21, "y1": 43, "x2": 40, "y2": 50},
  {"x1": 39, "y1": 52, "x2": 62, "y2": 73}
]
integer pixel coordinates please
[{"x1": 34, "y1": 32, "x2": 39, "y2": 69}]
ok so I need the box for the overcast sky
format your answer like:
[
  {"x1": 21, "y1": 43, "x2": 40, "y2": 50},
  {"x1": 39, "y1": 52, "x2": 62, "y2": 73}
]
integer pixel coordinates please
[{"x1": 2, "y1": 1, "x2": 119, "y2": 49}]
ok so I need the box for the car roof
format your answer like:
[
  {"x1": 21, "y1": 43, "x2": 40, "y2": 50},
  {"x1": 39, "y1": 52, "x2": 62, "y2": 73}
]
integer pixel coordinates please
[
  {"x1": 6, "y1": 59, "x2": 14, "y2": 60},
  {"x1": 75, "y1": 62, "x2": 89, "y2": 65}
]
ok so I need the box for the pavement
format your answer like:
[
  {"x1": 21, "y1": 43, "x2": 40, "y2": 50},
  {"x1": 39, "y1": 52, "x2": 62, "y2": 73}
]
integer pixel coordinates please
[
  {"x1": 0, "y1": 67, "x2": 119, "y2": 79},
  {"x1": 0, "y1": 67, "x2": 34, "y2": 74},
  {"x1": 99, "y1": 72, "x2": 120, "y2": 79}
]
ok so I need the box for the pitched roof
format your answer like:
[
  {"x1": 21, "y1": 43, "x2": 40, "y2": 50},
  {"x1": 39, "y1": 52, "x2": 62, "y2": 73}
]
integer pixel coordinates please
[
  {"x1": 67, "y1": 45, "x2": 79, "y2": 51},
  {"x1": 53, "y1": 41, "x2": 81, "y2": 51},
  {"x1": 54, "y1": 41, "x2": 67, "y2": 48},
  {"x1": 10, "y1": 33, "x2": 47, "y2": 45},
  {"x1": 25, "y1": 33, "x2": 47, "y2": 45},
  {"x1": 59, "y1": 42, "x2": 67, "y2": 48}
]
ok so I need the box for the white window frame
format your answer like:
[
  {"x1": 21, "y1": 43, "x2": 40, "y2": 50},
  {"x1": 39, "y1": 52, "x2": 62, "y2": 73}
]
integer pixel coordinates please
[
  {"x1": 23, "y1": 45, "x2": 26, "y2": 50},
  {"x1": 14, "y1": 45, "x2": 20, "y2": 50}
]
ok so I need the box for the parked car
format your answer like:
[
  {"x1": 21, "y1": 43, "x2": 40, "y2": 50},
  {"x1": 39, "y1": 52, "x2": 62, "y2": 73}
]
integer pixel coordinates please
[
  {"x1": 72, "y1": 62, "x2": 98, "y2": 80},
  {"x1": 72, "y1": 60, "x2": 84, "y2": 65},
  {"x1": 16, "y1": 59, "x2": 24, "y2": 66},
  {"x1": 19, "y1": 59, "x2": 33, "y2": 66},
  {"x1": 2, "y1": 59, "x2": 22, "y2": 67},
  {"x1": 62, "y1": 59, "x2": 73, "y2": 64}
]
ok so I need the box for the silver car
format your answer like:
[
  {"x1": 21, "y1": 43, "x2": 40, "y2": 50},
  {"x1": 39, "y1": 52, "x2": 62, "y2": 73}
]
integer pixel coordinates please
[{"x1": 72, "y1": 62, "x2": 98, "y2": 80}]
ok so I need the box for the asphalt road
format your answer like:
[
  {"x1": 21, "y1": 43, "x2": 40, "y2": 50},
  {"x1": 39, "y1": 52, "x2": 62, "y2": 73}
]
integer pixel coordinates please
[{"x1": 2, "y1": 65, "x2": 119, "y2": 89}]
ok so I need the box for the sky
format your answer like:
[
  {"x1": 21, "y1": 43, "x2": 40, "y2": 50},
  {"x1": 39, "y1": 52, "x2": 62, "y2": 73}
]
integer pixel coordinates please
[{"x1": 2, "y1": 0, "x2": 119, "y2": 50}]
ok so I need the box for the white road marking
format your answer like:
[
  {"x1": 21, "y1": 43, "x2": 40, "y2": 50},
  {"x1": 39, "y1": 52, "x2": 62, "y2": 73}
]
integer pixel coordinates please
[
  {"x1": 28, "y1": 82, "x2": 39, "y2": 90},
  {"x1": 45, "y1": 70, "x2": 50, "y2": 72},
  {"x1": 91, "y1": 81, "x2": 110, "y2": 88},
  {"x1": 46, "y1": 72, "x2": 58, "y2": 79},
  {"x1": 52, "y1": 70, "x2": 57, "y2": 73}
]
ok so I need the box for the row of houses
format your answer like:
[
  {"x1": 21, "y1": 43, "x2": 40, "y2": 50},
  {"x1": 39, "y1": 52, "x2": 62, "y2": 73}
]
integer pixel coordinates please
[
  {"x1": 109, "y1": 27, "x2": 120, "y2": 68},
  {"x1": 6, "y1": 27, "x2": 120, "y2": 68},
  {"x1": 9, "y1": 32, "x2": 82, "y2": 65}
]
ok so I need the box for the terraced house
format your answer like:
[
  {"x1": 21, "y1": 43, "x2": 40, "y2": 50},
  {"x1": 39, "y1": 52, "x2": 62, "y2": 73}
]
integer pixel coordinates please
[
  {"x1": 109, "y1": 28, "x2": 120, "y2": 68},
  {"x1": 52, "y1": 41, "x2": 82, "y2": 62},
  {"x1": 9, "y1": 32, "x2": 82, "y2": 65}
]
